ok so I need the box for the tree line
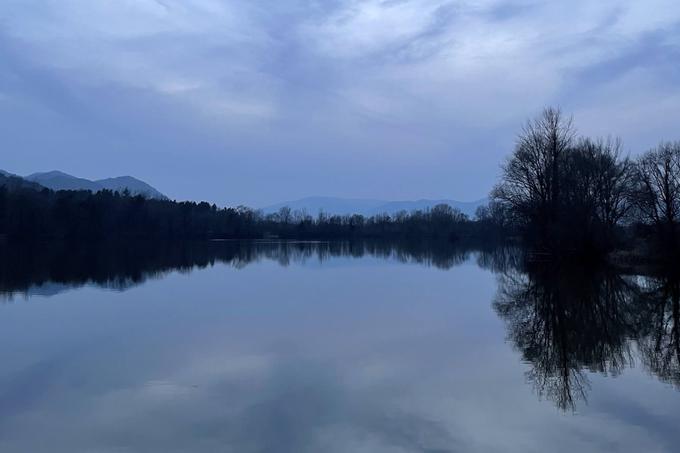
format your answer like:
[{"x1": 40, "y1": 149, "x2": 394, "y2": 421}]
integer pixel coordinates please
[{"x1": 0, "y1": 174, "x2": 480, "y2": 242}]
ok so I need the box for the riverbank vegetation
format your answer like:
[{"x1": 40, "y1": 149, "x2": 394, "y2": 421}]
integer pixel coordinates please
[
  {"x1": 0, "y1": 179, "x2": 480, "y2": 242},
  {"x1": 1, "y1": 107, "x2": 678, "y2": 264}
]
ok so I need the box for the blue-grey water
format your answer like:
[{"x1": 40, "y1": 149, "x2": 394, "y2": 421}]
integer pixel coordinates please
[{"x1": 0, "y1": 241, "x2": 678, "y2": 452}]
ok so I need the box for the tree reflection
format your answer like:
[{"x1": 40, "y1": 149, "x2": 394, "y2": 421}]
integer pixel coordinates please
[
  {"x1": 494, "y1": 262, "x2": 635, "y2": 410},
  {"x1": 0, "y1": 240, "x2": 477, "y2": 298},
  {"x1": 474, "y1": 245, "x2": 523, "y2": 274},
  {"x1": 634, "y1": 272, "x2": 680, "y2": 388}
]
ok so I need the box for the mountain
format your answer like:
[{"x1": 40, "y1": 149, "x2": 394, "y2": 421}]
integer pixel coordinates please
[
  {"x1": 26, "y1": 171, "x2": 102, "y2": 192},
  {"x1": 96, "y1": 176, "x2": 167, "y2": 200},
  {"x1": 261, "y1": 196, "x2": 487, "y2": 218},
  {"x1": 23, "y1": 171, "x2": 167, "y2": 199},
  {"x1": 0, "y1": 171, "x2": 46, "y2": 191}
]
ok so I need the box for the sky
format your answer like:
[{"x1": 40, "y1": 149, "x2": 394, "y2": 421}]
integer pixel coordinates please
[{"x1": 1, "y1": 0, "x2": 680, "y2": 207}]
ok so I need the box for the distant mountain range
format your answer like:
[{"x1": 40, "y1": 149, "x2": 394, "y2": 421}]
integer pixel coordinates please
[
  {"x1": 261, "y1": 196, "x2": 487, "y2": 218},
  {"x1": 1, "y1": 170, "x2": 167, "y2": 199},
  {"x1": 3, "y1": 170, "x2": 485, "y2": 215}
]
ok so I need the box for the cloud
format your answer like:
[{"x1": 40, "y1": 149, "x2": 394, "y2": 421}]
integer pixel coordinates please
[
  {"x1": 2, "y1": 0, "x2": 277, "y2": 120},
  {"x1": 1, "y1": 0, "x2": 679, "y2": 205}
]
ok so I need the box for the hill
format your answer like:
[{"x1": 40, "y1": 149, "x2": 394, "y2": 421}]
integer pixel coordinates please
[
  {"x1": 26, "y1": 171, "x2": 102, "y2": 191},
  {"x1": 0, "y1": 172, "x2": 46, "y2": 191},
  {"x1": 21, "y1": 171, "x2": 167, "y2": 199},
  {"x1": 96, "y1": 176, "x2": 167, "y2": 200}
]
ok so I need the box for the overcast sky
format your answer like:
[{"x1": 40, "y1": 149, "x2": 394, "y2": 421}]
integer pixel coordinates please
[{"x1": 2, "y1": 0, "x2": 679, "y2": 206}]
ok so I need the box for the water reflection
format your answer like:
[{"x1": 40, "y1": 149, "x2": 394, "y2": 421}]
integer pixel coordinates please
[
  {"x1": 2, "y1": 239, "x2": 680, "y2": 416},
  {"x1": 635, "y1": 272, "x2": 680, "y2": 388},
  {"x1": 493, "y1": 262, "x2": 635, "y2": 410},
  {"x1": 494, "y1": 259, "x2": 680, "y2": 410},
  {"x1": 0, "y1": 240, "x2": 490, "y2": 299}
]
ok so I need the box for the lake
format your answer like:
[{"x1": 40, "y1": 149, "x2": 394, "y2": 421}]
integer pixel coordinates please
[{"x1": 0, "y1": 240, "x2": 679, "y2": 452}]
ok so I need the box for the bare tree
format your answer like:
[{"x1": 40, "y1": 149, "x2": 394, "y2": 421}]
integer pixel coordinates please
[
  {"x1": 591, "y1": 138, "x2": 634, "y2": 229},
  {"x1": 492, "y1": 107, "x2": 576, "y2": 240},
  {"x1": 632, "y1": 142, "x2": 680, "y2": 243},
  {"x1": 567, "y1": 137, "x2": 634, "y2": 231},
  {"x1": 277, "y1": 206, "x2": 292, "y2": 224}
]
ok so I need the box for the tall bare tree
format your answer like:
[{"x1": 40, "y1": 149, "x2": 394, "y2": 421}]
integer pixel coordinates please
[{"x1": 492, "y1": 107, "x2": 576, "y2": 242}]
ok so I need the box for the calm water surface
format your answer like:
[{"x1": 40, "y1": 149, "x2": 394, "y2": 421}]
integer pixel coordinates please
[{"x1": 0, "y1": 241, "x2": 678, "y2": 452}]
